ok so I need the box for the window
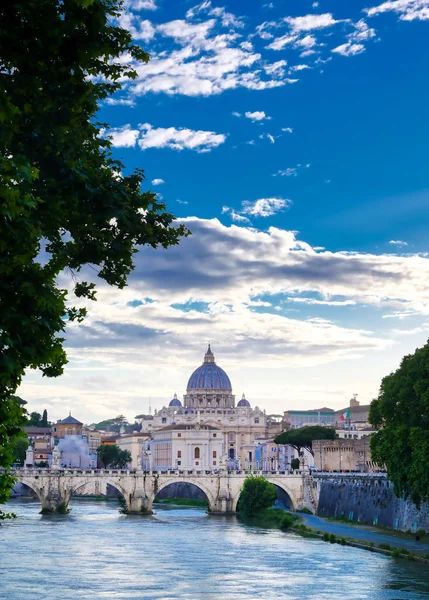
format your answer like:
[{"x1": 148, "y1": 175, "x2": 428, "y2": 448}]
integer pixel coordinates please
[
  {"x1": 229, "y1": 433, "x2": 235, "y2": 442},
  {"x1": 213, "y1": 451, "x2": 217, "y2": 458},
  {"x1": 177, "y1": 461, "x2": 181, "y2": 466},
  {"x1": 254, "y1": 419, "x2": 259, "y2": 424},
  {"x1": 178, "y1": 433, "x2": 181, "y2": 438},
  {"x1": 213, "y1": 433, "x2": 217, "y2": 438},
  {"x1": 213, "y1": 461, "x2": 216, "y2": 465},
  {"x1": 162, "y1": 417, "x2": 167, "y2": 424},
  {"x1": 177, "y1": 450, "x2": 182, "y2": 458},
  {"x1": 194, "y1": 447, "x2": 200, "y2": 459}
]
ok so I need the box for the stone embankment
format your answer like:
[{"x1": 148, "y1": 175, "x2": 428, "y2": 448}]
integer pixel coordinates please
[{"x1": 312, "y1": 473, "x2": 429, "y2": 533}]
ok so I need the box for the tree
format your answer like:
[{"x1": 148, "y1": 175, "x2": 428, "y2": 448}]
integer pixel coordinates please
[
  {"x1": 97, "y1": 444, "x2": 131, "y2": 469},
  {"x1": 41, "y1": 409, "x2": 48, "y2": 427},
  {"x1": 0, "y1": 0, "x2": 187, "y2": 515},
  {"x1": 275, "y1": 426, "x2": 337, "y2": 456},
  {"x1": 369, "y1": 340, "x2": 429, "y2": 506},
  {"x1": 238, "y1": 476, "x2": 277, "y2": 518},
  {"x1": 10, "y1": 436, "x2": 29, "y2": 466},
  {"x1": 291, "y1": 457, "x2": 300, "y2": 470},
  {"x1": 28, "y1": 412, "x2": 42, "y2": 427},
  {"x1": 92, "y1": 415, "x2": 129, "y2": 432}
]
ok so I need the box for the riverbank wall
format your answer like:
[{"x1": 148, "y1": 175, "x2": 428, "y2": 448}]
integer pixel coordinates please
[{"x1": 313, "y1": 474, "x2": 429, "y2": 533}]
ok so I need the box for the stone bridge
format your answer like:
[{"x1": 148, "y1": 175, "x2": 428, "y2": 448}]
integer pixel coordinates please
[{"x1": 9, "y1": 468, "x2": 315, "y2": 514}]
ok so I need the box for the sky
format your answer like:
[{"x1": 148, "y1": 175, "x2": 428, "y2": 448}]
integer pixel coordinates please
[{"x1": 19, "y1": 0, "x2": 429, "y2": 424}]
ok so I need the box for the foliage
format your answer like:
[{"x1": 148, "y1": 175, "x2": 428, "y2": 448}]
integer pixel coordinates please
[
  {"x1": 41, "y1": 409, "x2": 48, "y2": 427},
  {"x1": 291, "y1": 457, "x2": 300, "y2": 470},
  {"x1": 369, "y1": 340, "x2": 429, "y2": 506},
  {"x1": 238, "y1": 476, "x2": 277, "y2": 518},
  {"x1": 34, "y1": 460, "x2": 49, "y2": 468},
  {"x1": 0, "y1": 0, "x2": 187, "y2": 513},
  {"x1": 275, "y1": 426, "x2": 337, "y2": 456},
  {"x1": 97, "y1": 444, "x2": 131, "y2": 468},
  {"x1": 10, "y1": 436, "x2": 29, "y2": 466},
  {"x1": 92, "y1": 415, "x2": 129, "y2": 432},
  {"x1": 28, "y1": 412, "x2": 42, "y2": 427},
  {"x1": 156, "y1": 498, "x2": 209, "y2": 508},
  {"x1": 0, "y1": 397, "x2": 27, "y2": 519}
]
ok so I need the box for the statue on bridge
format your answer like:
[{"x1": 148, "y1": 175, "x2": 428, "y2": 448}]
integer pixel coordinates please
[{"x1": 51, "y1": 445, "x2": 62, "y2": 470}]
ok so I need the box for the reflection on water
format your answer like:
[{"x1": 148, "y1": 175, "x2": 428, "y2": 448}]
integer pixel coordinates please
[{"x1": 1, "y1": 498, "x2": 429, "y2": 600}]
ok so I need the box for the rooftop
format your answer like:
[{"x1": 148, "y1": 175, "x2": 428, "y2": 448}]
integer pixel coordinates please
[{"x1": 59, "y1": 414, "x2": 83, "y2": 425}]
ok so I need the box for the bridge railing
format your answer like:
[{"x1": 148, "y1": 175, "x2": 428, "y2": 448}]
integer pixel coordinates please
[{"x1": 7, "y1": 467, "x2": 308, "y2": 477}]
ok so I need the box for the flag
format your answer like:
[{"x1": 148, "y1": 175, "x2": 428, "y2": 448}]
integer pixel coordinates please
[{"x1": 340, "y1": 409, "x2": 350, "y2": 421}]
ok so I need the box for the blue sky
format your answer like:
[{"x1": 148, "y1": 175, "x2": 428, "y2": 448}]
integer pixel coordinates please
[{"x1": 20, "y1": 0, "x2": 429, "y2": 423}]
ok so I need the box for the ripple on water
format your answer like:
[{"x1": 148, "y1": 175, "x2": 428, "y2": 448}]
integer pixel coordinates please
[{"x1": 1, "y1": 499, "x2": 429, "y2": 600}]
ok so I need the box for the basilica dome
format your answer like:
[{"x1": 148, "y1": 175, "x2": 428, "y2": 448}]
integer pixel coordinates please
[
  {"x1": 237, "y1": 394, "x2": 250, "y2": 407},
  {"x1": 187, "y1": 345, "x2": 232, "y2": 391},
  {"x1": 169, "y1": 393, "x2": 182, "y2": 407}
]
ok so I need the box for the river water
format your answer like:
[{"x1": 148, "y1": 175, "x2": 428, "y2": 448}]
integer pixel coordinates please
[{"x1": 1, "y1": 498, "x2": 429, "y2": 600}]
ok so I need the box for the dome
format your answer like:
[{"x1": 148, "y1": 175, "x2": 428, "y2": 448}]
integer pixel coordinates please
[
  {"x1": 237, "y1": 394, "x2": 250, "y2": 407},
  {"x1": 169, "y1": 393, "x2": 182, "y2": 407},
  {"x1": 187, "y1": 345, "x2": 232, "y2": 391}
]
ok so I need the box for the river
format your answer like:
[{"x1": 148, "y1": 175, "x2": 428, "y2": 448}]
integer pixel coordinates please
[{"x1": 1, "y1": 498, "x2": 429, "y2": 600}]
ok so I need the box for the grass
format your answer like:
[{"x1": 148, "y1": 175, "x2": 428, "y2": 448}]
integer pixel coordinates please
[{"x1": 154, "y1": 498, "x2": 209, "y2": 508}]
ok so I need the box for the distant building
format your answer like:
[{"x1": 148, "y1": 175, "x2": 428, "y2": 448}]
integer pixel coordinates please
[
  {"x1": 56, "y1": 435, "x2": 97, "y2": 469},
  {"x1": 23, "y1": 426, "x2": 53, "y2": 466},
  {"x1": 147, "y1": 424, "x2": 224, "y2": 471},
  {"x1": 53, "y1": 414, "x2": 83, "y2": 440},
  {"x1": 142, "y1": 346, "x2": 279, "y2": 466},
  {"x1": 313, "y1": 437, "x2": 377, "y2": 472},
  {"x1": 335, "y1": 397, "x2": 371, "y2": 430},
  {"x1": 82, "y1": 427, "x2": 102, "y2": 455},
  {"x1": 116, "y1": 432, "x2": 151, "y2": 468},
  {"x1": 283, "y1": 408, "x2": 336, "y2": 429}
]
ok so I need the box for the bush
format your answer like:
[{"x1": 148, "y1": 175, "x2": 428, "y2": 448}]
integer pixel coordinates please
[
  {"x1": 238, "y1": 476, "x2": 277, "y2": 518},
  {"x1": 296, "y1": 507, "x2": 312, "y2": 514},
  {"x1": 323, "y1": 533, "x2": 330, "y2": 542},
  {"x1": 329, "y1": 534, "x2": 336, "y2": 544},
  {"x1": 379, "y1": 543, "x2": 391, "y2": 550}
]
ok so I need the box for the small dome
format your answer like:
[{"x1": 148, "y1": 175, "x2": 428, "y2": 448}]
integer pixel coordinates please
[
  {"x1": 169, "y1": 393, "x2": 182, "y2": 407},
  {"x1": 237, "y1": 394, "x2": 250, "y2": 407},
  {"x1": 187, "y1": 345, "x2": 232, "y2": 391}
]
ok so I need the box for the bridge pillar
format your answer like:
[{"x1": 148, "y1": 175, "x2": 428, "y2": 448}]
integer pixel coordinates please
[
  {"x1": 209, "y1": 487, "x2": 235, "y2": 514},
  {"x1": 39, "y1": 481, "x2": 72, "y2": 514},
  {"x1": 126, "y1": 493, "x2": 153, "y2": 515}
]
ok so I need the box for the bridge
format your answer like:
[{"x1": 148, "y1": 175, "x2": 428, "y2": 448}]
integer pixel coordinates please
[{"x1": 9, "y1": 468, "x2": 316, "y2": 514}]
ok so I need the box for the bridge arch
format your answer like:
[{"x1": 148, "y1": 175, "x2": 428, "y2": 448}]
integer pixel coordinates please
[
  {"x1": 150, "y1": 478, "x2": 216, "y2": 512},
  {"x1": 16, "y1": 477, "x2": 44, "y2": 506},
  {"x1": 70, "y1": 478, "x2": 128, "y2": 501},
  {"x1": 232, "y1": 479, "x2": 297, "y2": 513}
]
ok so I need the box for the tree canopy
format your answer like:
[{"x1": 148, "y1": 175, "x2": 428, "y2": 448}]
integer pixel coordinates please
[
  {"x1": 274, "y1": 426, "x2": 337, "y2": 456},
  {"x1": 370, "y1": 340, "x2": 429, "y2": 506},
  {"x1": 237, "y1": 476, "x2": 277, "y2": 518},
  {"x1": 97, "y1": 444, "x2": 131, "y2": 469},
  {"x1": 0, "y1": 0, "x2": 187, "y2": 517}
]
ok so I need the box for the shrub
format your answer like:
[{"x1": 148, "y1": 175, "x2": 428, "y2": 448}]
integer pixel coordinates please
[
  {"x1": 329, "y1": 534, "x2": 336, "y2": 544},
  {"x1": 238, "y1": 476, "x2": 277, "y2": 518}
]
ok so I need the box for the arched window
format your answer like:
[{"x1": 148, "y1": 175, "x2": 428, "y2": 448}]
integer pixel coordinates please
[{"x1": 194, "y1": 447, "x2": 200, "y2": 459}]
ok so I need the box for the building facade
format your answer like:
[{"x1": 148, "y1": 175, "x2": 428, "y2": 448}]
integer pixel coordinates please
[
  {"x1": 313, "y1": 437, "x2": 375, "y2": 472},
  {"x1": 117, "y1": 432, "x2": 151, "y2": 468},
  {"x1": 146, "y1": 424, "x2": 224, "y2": 471},
  {"x1": 283, "y1": 408, "x2": 336, "y2": 429},
  {"x1": 144, "y1": 346, "x2": 278, "y2": 466}
]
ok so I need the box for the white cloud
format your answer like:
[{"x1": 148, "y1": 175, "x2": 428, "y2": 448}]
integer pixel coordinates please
[
  {"x1": 241, "y1": 198, "x2": 292, "y2": 217},
  {"x1": 118, "y1": 13, "x2": 156, "y2": 41},
  {"x1": 263, "y1": 60, "x2": 288, "y2": 74},
  {"x1": 332, "y1": 43, "x2": 365, "y2": 56},
  {"x1": 366, "y1": 0, "x2": 429, "y2": 22},
  {"x1": 151, "y1": 178, "x2": 165, "y2": 185},
  {"x1": 138, "y1": 123, "x2": 226, "y2": 151},
  {"x1": 289, "y1": 64, "x2": 311, "y2": 72},
  {"x1": 275, "y1": 167, "x2": 297, "y2": 177},
  {"x1": 284, "y1": 13, "x2": 340, "y2": 32},
  {"x1": 389, "y1": 240, "x2": 408, "y2": 246},
  {"x1": 281, "y1": 127, "x2": 293, "y2": 133},
  {"x1": 106, "y1": 125, "x2": 140, "y2": 148},
  {"x1": 177, "y1": 199, "x2": 189, "y2": 204},
  {"x1": 266, "y1": 34, "x2": 297, "y2": 51},
  {"x1": 245, "y1": 110, "x2": 272, "y2": 122},
  {"x1": 124, "y1": 0, "x2": 158, "y2": 10}
]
